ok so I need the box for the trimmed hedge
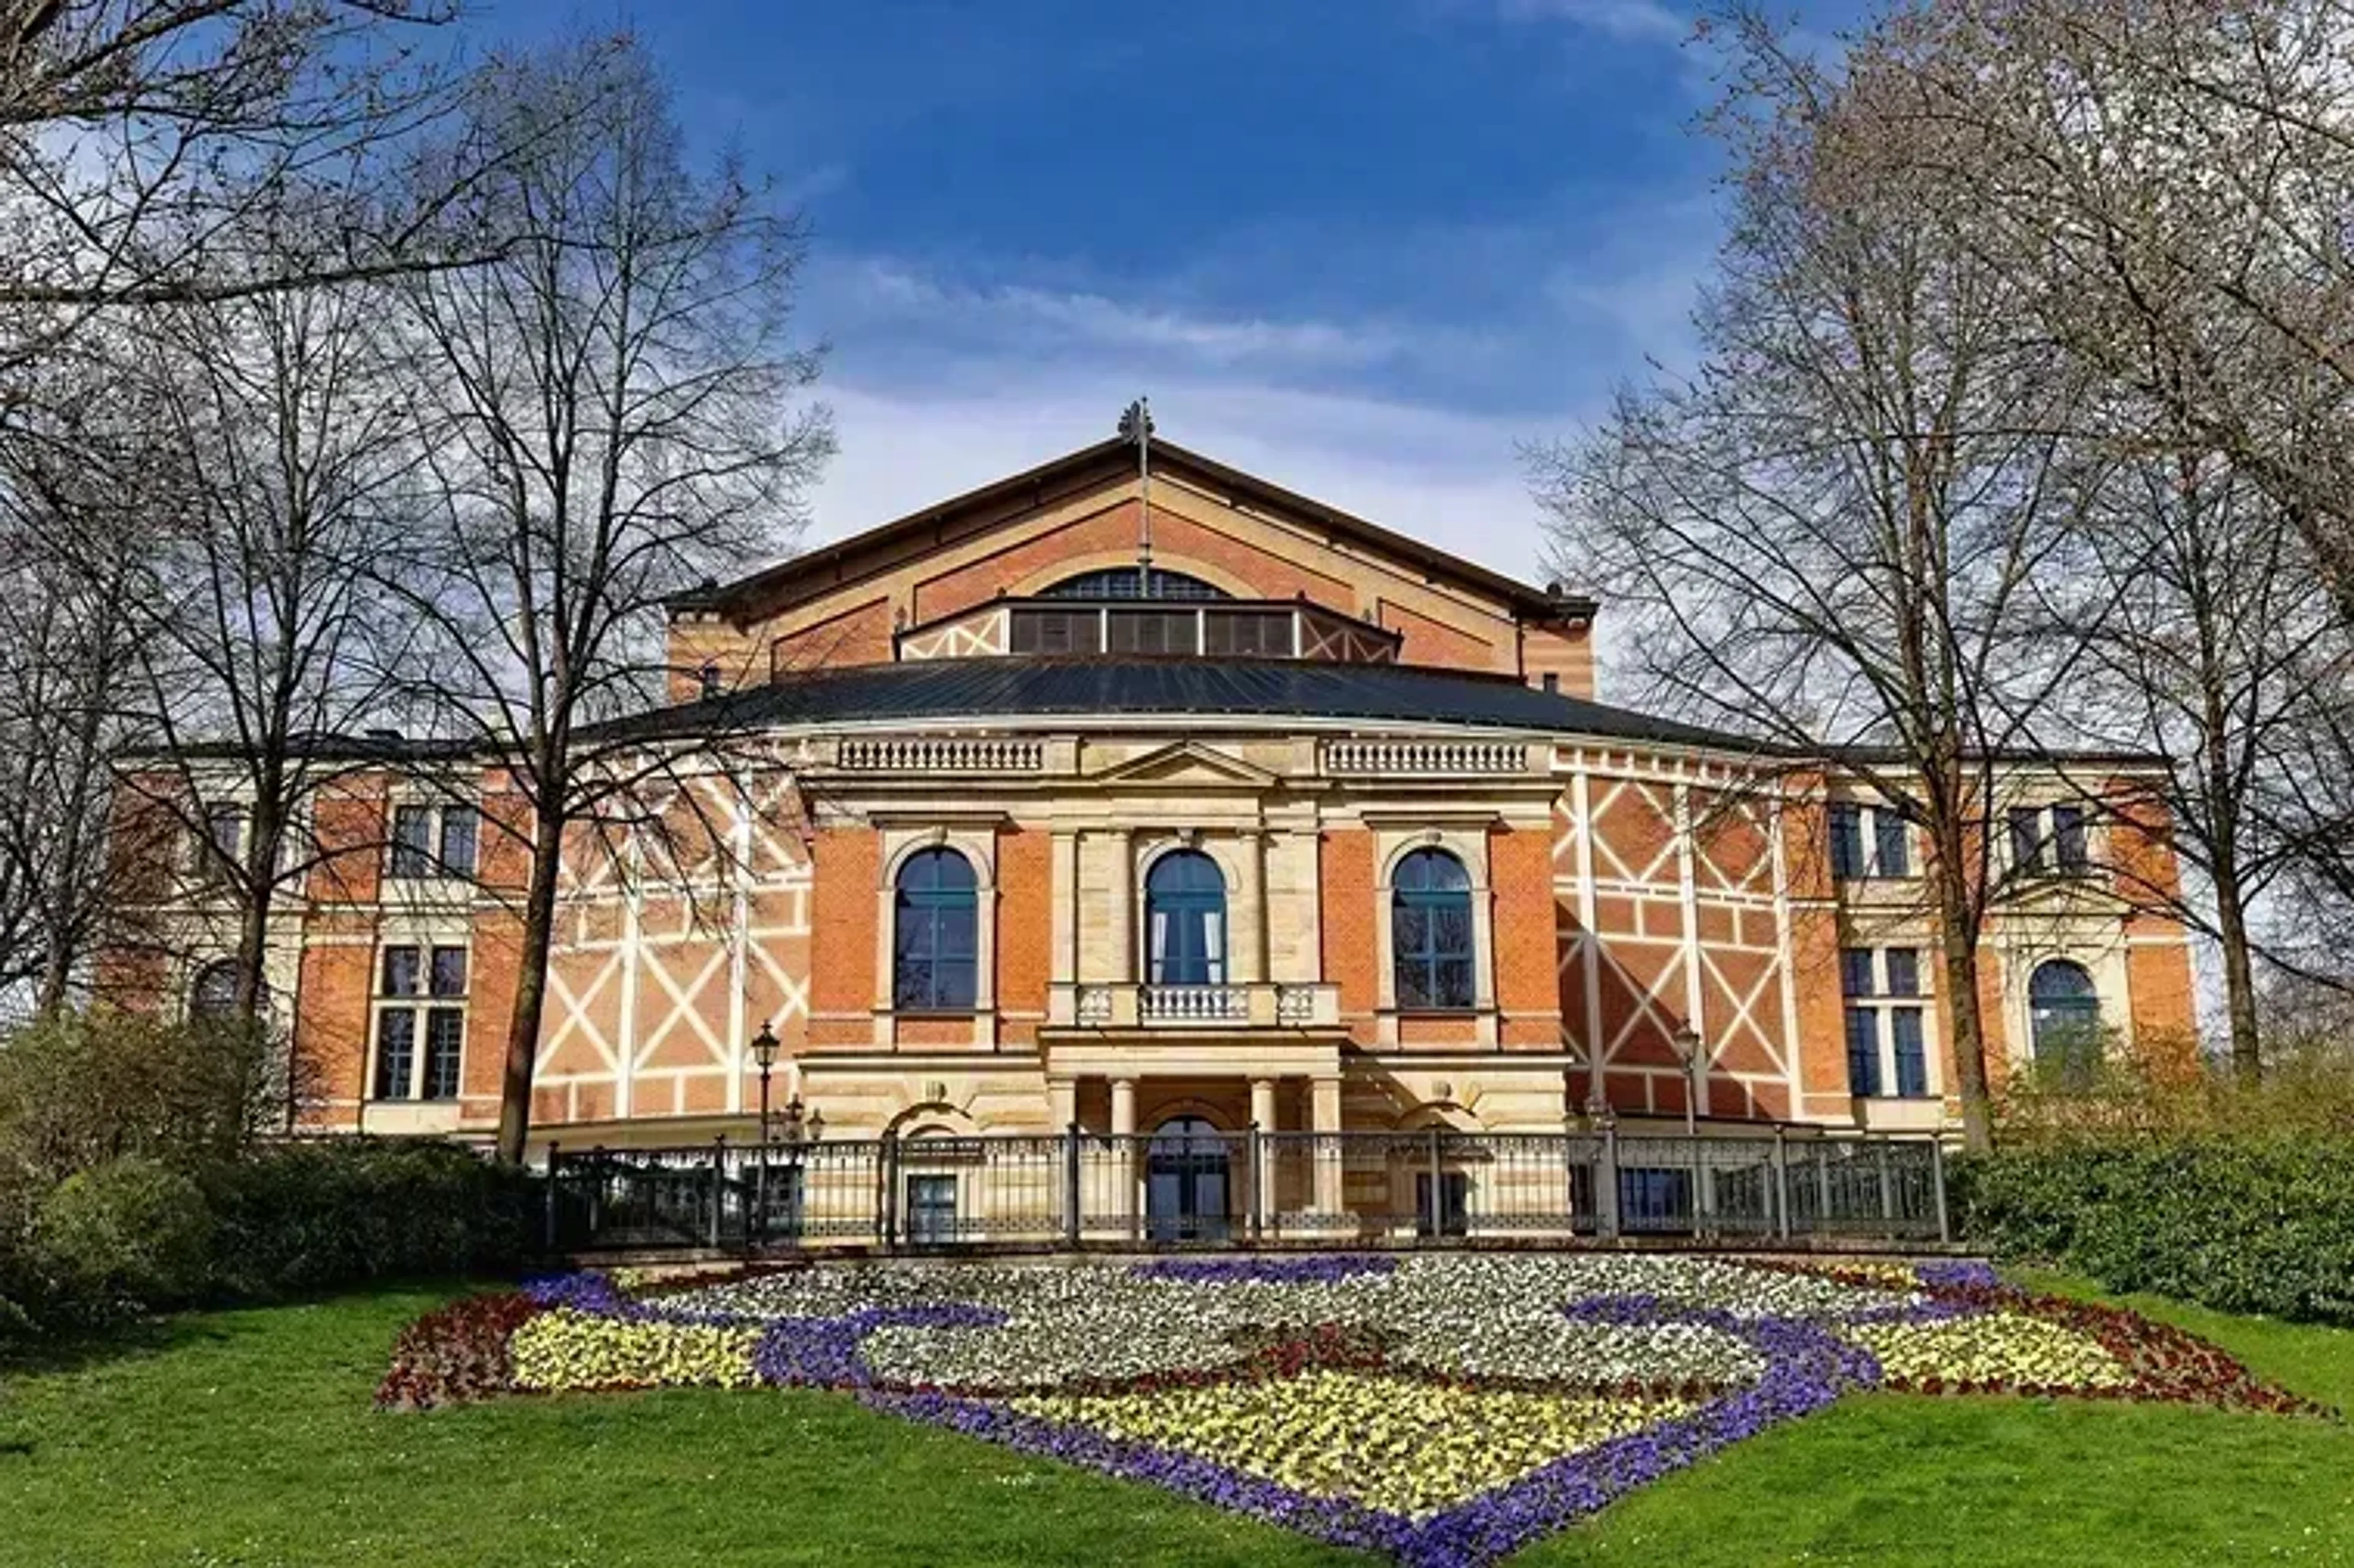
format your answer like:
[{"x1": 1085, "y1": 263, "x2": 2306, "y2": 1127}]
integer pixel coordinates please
[
  {"x1": 1, "y1": 1139, "x2": 537, "y2": 1338},
  {"x1": 1954, "y1": 1136, "x2": 2354, "y2": 1326},
  {"x1": 202, "y1": 1140, "x2": 536, "y2": 1300}
]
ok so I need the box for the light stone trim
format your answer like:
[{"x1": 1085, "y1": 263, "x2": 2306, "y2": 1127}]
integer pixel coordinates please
[
  {"x1": 837, "y1": 737, "x2": 1043, "y2": 772},
  {"x1": 1325, "y1": 738, "x2": 1530, "y2": 775}
]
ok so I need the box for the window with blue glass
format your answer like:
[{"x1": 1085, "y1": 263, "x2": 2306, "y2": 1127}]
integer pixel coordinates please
[
  {"x1": 1146, "y1": 850, "x2": 1227, "y2": 984},
  {"x1": 2030, "y1": 959, "x2": 2101, "y2": 1084},
  {"x1": 894, "y1": 848, "x2": 978, "y2": 1010},
  {"x1": 1392, "y1": 848, "x2": 1476, "y2": 1009},
  {"x1": 1831, "y1": 802, "x2": 1910, "y2": 879},
  {"x1": 1842, "y1": 945, "x2": 1932, "y2": 1098}
]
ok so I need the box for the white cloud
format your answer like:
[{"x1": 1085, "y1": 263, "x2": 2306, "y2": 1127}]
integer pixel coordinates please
[
  {"x1": 1493, "y1": 0, "x2": 1692, "y2": 45},
  {"x1": 801, "y1": 372, "x2": 1561, "y2": 585}
]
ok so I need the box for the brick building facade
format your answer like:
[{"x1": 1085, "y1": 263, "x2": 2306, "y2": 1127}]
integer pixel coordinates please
[{"x1": 121, "y1": 434, "x2": 2198, "y2": 1158}]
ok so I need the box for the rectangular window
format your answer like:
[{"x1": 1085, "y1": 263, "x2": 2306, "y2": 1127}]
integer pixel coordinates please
[
  {"x1": 390, "y1": 806, "x2": 434, "y2": 878},
  {"x1": 422, "y1": 1008, "x2": 464, "y2": 1099},
  {"x1": 1843, "y1": 946, "x2": 1934, "y2": 1098},
  {"x1": 1829, "y1": 804, "x2": 1865, "y2": 880},
  {"x1": 1008, "y1": 609, "x2": 1102, "y2": 655},
  {"x1": 2051, "y1": 804, "x2": 2089, "y2": 872},
  {"x1": 2009, "y1": 806, "x2": 2046, "y2": 874},
  {"x1": 1845, "y1": 1007, "x2": 1884, "y2": 1096},
  {"x1": 1892, "y1": 1007, "x2": 1928, "y2": 1098},
  {"x1": 197, "y1": 805, "x2": 245, "y2": 884},
  {"x1": 373, "y1": 1007, "x2": 414, "y2": 1100},
  {"x1": 1105, "y1": 609, "x2": 1198, "y2": 655},
  {"x1": 1203, "y1": 609, "x2": 1289, "y2": 657},
  {"x1": 1873, "y1": 810, "x2": 1911, "y2": 877},
  {"x1": 439, "y1": 806, "x2": 479, "y2": 878},
  {"x1": 906, "y1": 1174, "x2": 958, "y2": 1245},
  {"x1": 1415, "y1": 1171, "x2": 1471, "y2": 1238},
  {"x1": 374, "y1": 942, "x2": 465, "y2": 1102}
]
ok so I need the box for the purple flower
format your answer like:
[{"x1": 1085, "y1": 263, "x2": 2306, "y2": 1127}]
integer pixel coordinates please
[{"x1": 1127, "y1": 1254, "x2": 1400, "y2": 1285}]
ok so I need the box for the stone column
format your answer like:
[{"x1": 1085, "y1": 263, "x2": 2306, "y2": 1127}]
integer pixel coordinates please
[
  {"x1": 1234, "y1": 829, "x2": 1265, "y2": 985},
  {"x1": 1109, "y1": 1075, "x2": 1138, "y2": 1232},
  {"x1": 1310, "y1": 1075, "x2": 1345, "y2": 1218},
  {"x1": 1250, "y1": 1076, "x2": 1279, "y2": 1231}
]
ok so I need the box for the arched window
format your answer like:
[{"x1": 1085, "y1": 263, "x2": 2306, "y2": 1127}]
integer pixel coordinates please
[
  {"x1": 893, "y1": 849, "x2": 978, "y2": 1011},
  {"x1": 188, "y1": 961, "x2": 241, "y2": 1020},
  {"x1": 1145, "y1": 850, "x2": 1226, "y2": 986},
  {"x1": 1393, "y1": 848, "x2": 1475, "y2": 1009},
  {"x1": 1037, "y1": 567, "x2": 1229, "y2": 601},
  {"x1": 2030, "y1": 959, "x2": 2102, "y2": 1081}
]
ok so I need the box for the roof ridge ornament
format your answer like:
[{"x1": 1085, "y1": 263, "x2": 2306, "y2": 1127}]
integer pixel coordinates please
[{"x1": 1119, "y1": 396, "x2": 1154, "y2": 595}]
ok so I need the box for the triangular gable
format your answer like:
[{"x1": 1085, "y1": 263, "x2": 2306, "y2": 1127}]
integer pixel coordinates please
[{"x1": 1086, "y1": 740, "x2": 1283, "y2": 788}]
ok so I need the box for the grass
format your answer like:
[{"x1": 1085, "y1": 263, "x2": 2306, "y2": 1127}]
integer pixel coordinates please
[{"x1": 0, "y1": 1273, "x2": 2348, "y2": 1567}]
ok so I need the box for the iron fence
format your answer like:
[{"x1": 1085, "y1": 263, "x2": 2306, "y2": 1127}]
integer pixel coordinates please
[{"x1": 543, "y1": 1125, "x2": 1949, "y2": 1255}]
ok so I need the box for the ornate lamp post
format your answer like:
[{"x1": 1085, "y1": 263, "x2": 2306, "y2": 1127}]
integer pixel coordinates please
[
  {"x1": 774, "y1": 1086, "x2": 823, "y2": 1244},
  {"x1": 1670, "y1": 1024, "x2": 1704, "y2": 1135},
  {"x1": 750, "y1": 1021, "x2": 779, "y2": 1244}
]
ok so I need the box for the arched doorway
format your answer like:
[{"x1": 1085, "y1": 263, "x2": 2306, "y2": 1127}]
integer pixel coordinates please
[
  {"x1": 2030, "y1": 959, "x2": 2102, "y2": 1084},
  {"x1": 1145, "y1": 1116, "x2": 1230, "y2": 1242}
]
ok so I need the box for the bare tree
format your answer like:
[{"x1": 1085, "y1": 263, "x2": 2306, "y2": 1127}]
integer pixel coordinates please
[
  {"x1": 2037, "y1": 418, "x2": 2350, "y2": 1081},
  {"x1": 1533, "y1": 12, "x2": 2106, "y2": 1152},
  {"x1": 0, "y1": 0, "x2": 481, "y2": 349},
  {"x1": 0, "y1": 386, "x2": 150, "y2": 1008},
  {"x1": 386, "y1": 35, "x2": 829, "y2": 1164},
  {"x1": 47, "y1": 255, "x2": 427, "y2": 1025},
  {"x1": 1873, "y1": 0, "x2": 2354, "y2": 627}
]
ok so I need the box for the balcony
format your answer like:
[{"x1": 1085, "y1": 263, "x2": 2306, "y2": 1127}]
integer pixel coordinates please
[{"x1": 1048, "y1": 981, "x2": 1341, "y2": 1029}]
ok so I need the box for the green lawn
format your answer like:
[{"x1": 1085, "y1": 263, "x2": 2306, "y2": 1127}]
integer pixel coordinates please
[{"x1": 1, "y1": 1273, "x2": 2349, "y2": 1567}]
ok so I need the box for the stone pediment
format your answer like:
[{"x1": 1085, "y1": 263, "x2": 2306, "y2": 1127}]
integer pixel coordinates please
[{"x1": 1084, "y1": 739, "x2": 1281, "y2": 788}]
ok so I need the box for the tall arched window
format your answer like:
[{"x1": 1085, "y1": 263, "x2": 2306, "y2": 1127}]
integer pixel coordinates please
[
  {"x1": 1393, "y1": 848, "x2": 1475, "y2": 1009},
  {"x1": 2030, "y1": 959, "x2": 2101, "y2": 1081},
  {"x1": 1146, "y1": 850, "x2": 1226, "y2": 986},
  {"x1": 894, "y1": 849, "x2": 978, "y2": 1011},
  {"x1": 188, "y1": 961, "x2": 240, "y2": 1020}
]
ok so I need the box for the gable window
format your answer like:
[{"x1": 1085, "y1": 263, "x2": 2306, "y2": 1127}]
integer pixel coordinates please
[
  {"x1": 1392, "y1": 848, "x2": 1475, "y2": 1010},
  {"x1": 2010, "y1": 804, "x2": 2093, "y2": 877},
  {"x1": 1105, "y1": 609, "x2": 1197, "y2": 655},
  {"x1": 1145, "y1": 850, "x2": 1227, "y2": 986},
  {"x1": 373, "y1": 943, "x2": 467, "y2": 1101},
  {"x1": 1841, "y1": 946, "x2": 1931, "y2": 1098},
  {"x1": 1829, "y1": 802, "x2": 1910, "y2": 880},
  {"x1": 1203, "y1": 609, "x2": 1291, "y2": 657},
  {"x1": 390, "y1": 802, "x2": 479, "y2": 880},
  {"x1": 1037, "y1": 567, "x2": 1227, "y2": 601},
  {"x1": 894, "y1": 848, "x2": 978, "y2": 1011}
]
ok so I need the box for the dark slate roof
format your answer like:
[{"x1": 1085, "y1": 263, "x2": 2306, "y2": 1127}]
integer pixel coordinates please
[{"x1": 591, "y1": 658, "x2": 1777, "y2": 753}]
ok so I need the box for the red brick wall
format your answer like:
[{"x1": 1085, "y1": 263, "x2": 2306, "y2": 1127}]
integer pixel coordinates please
[
  {"x1": 1490, "y1": 826, "x2": 1563, "y2": 1048},
  {"x1": 771, "y1": 596, "x2": 896, "y2": 674},
  {"x1": 808, "y1": 828, "x2": 879, "y2": 1046},
  {"x1": 994, "y1": 828, "x2": 1051, "y2": 1045},
  {"x1": 1320, "y1": 829, "x2": 1379, "y2": 1042},
  {"x1": 294, "y1": 938, "x2": 373, "y2": 1129}
]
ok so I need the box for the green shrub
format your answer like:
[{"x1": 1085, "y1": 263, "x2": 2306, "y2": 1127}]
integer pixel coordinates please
[
  {"x1": 1954, "y1": 1135, "x2": 2354, "y2": 1325},
  {"x1": 202, "y1": 1140, "x2": 535, "y2": 1299},
  {"x1": 33, "y1": 1157, "x2": 215, "y2": 1311}
]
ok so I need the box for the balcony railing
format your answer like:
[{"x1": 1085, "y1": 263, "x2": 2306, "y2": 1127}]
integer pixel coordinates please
[
  {"x1": 1054, "y1": 981, "x2": 1341, "y2": 1028},
  {"x1": 543, "y1": 1126, "x2": 1952, "y2": 1255}
]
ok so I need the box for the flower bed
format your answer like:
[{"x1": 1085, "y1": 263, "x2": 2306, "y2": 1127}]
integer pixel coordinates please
[{"x1": 378, "y1": 1255, "x2": 2327, "y2": 1564}]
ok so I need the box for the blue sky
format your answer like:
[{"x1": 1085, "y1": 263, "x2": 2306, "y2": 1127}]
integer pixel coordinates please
[{"x1": 473, "y1": 1, "x2": 1837, "y2": 579}]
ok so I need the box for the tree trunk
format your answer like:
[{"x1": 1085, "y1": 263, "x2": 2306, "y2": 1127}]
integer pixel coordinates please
[
  {"x1": 2213, "y1": 864, "x2": 2262, "y2": 1085},
  {"x1": 1929, "y1": 829, "x2": 1995, "y2": 1154},
  {"x1": 495, "y1": 799, "x2": 567, "y2": 1166}
]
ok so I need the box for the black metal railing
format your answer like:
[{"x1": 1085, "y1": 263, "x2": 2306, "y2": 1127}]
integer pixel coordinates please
[{"x1": 542, "y1": 1125, "x2": 1950, "y2": 1255}]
